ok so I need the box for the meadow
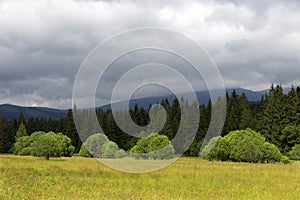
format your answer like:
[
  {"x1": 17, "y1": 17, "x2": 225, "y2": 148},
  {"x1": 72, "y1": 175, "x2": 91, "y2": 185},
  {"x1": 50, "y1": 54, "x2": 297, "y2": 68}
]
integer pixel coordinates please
[{"x1": 0, "y1": 155, "x2": 299, "y2": 200}]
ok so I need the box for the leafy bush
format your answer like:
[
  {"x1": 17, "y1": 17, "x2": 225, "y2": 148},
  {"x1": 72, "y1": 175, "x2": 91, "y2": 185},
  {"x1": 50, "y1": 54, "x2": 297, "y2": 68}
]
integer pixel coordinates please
[
  {"x1": 102, "y1": 141, "x2": 119, "y2": 158},
  {"x1": 56, "y1": 133, "x2": 75, "y2": 157},
  {"x1": 114, "y1": 149, "x2": 127, "y2": 159},
  {"x1": 206, "y1": 137, "x2": 230, "y2": 161},
  {"x1": 79, "y1": 133, "x2": 125, "y2": 159},
  {"x1": 199, "y1": 137, "x2": 220, "y2": 158},
  {"x1": 13, "y1": 131, "x2": 75, "y2": 160},
  {"x1": 130, "y1": 133, "x2": 175, "y2": 160},
  {"x1": 149, "y1": 135, "x2": 175, "y2": 159},
  {"x1": 262, "y1": 142, "x2": 282, "y2": 162},
  {"x1": 13, "y1": 136, "x2": 32, "y2": 155},
  {"x1": 287, "y1": 144, "x2": 300, "y2": 160},
  {"x1": 78, "y1": 144, "x2": 91, "y2": 157},
  {"x1": 130, "y1": 137, "x2": 152, "y2": 159},
  {"x1": 83, "y1": 133, "x2": 109, "y2": 157},
  {"x1": 203, "y1": 129, "x2": 283, "y2": 163},
  {"x1": 280, "y1": 156, "x2": 290, "y2": 164},
  {"x1": 31, "y1": 132, "x2": 61, "y2": 160}
]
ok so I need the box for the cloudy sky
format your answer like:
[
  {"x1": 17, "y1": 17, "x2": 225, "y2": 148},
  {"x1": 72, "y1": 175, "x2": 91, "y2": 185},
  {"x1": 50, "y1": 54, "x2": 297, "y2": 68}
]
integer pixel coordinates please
[{"x1": 0, "y1": 0, "x2": 300, "y2": 108}]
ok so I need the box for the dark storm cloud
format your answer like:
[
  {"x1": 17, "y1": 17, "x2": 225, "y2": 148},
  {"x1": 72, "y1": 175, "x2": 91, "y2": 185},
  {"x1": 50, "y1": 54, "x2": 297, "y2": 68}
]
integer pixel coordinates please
[{"x1": 0, "y1": 0, "x2": 299, "y2": 108}]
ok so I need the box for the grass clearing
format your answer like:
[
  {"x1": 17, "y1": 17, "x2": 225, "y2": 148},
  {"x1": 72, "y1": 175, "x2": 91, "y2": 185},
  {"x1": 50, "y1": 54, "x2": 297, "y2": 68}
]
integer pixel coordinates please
[{"x1": 0, "y1": 154, "x2": 299, "y2": 199}]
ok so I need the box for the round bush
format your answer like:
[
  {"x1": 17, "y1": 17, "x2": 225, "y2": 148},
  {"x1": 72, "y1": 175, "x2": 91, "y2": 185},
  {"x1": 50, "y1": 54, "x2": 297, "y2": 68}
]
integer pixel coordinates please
[
  {"x1": 78, "y1": 144, "x2": 91, "y2": 157},
  {"x1": 130, "y1": 133, "x2": 175, "y2": 160},
  {"x1": 84, "y1": 133, "x2": 109, "y2": 157},
  {"x1": 206, "y1": 129, "x2": 282, "y2": 163},
  {"x1": 262, "y1": 142, "x2": 282, "y2": 162},
  {"x1": 102, "y1": 141, "x2": 119, "y2": 158},
  {"x1": 287, "y1": 144, "x2": 300, "y2": 160},
  {"x1": 114, "y1": 149, "x2": 127, "y2": 159},
  {"x1": 280, "y1": 156, "x2": 290, "y2": 164},
  {"x1": 199, "y1": 137, "x2": 220, "y2": 158}
]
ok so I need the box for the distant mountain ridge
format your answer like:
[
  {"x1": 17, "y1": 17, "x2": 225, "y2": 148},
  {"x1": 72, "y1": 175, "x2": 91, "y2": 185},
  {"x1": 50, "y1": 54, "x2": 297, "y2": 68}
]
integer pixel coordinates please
[
  {"x1": 0, "y1": 87, "x2": 277, "y2": 120},
  {"x1": 0, "y1": 104, "x2": 68, "y2": 120}
]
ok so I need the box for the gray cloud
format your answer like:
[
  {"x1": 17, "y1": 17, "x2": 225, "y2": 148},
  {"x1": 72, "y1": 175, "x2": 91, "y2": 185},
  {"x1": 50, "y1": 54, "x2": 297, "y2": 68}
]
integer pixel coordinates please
[{"x1": 0, "y1": 0, "x2": 300, "y2": 108}]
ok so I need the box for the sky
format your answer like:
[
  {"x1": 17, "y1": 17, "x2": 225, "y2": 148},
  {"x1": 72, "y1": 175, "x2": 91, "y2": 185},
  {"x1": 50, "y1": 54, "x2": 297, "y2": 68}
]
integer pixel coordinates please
[{"x1": 0, "y1": 0, "x2": 300, "y2": 108}]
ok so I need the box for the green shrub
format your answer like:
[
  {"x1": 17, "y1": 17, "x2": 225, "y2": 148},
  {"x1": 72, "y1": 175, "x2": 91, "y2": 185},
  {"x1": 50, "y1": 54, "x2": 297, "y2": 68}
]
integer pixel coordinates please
[
  {"x1": 205, "y1": 129, "x2": 282, "y2": 163},
  {"x1": 102, "y1": 141, "x2": 119, "y2": 158},
  {"x1": 149, "y1": 135, "x2": 175, "y2": 159},
  {"x1": 280, "y1": 156, "x2": 290, "y2": 164},
  {"x1": 114, "y1": 149, "x2": 127, "y2": 159},
  {"x1": 130, "y1": 133, "x2": 175, "y2": 160},
  {"x1": 79, "y1": 133, "x2": 125, "y2": 159},
  {"x1": 262, "y1": 142, "x2": 282, "y2": 162},
  {"x1": 31, "y1": 132, "x2": 61, "y2": 160},
  {"x1": 13, "y1": 131, "x2": 75, "y2": 160},
  {"x1": 13, "y1": 136, "x2": 32, "y2": 155},
  {"x1": 78, "y1": 144, "x2": 91, "y2": 157},
  {"x1": 56, "y1": 133, "x2": 75, "y2": 157},
  {"x1": 130, "y1": 136, "x2": 152, "y2": 159},
  {"x1": 207, "y1": 137, "x2": 230, "y2": 161},
  {"x1": 287, "y1": 144, "x2": 300, "y2": 160},
  {"x1": 83, "y1": 133, "x2": 109, "y2": 157},
  {"x1": 200, "y1": 137, "x2": 220, "y2": 158}
]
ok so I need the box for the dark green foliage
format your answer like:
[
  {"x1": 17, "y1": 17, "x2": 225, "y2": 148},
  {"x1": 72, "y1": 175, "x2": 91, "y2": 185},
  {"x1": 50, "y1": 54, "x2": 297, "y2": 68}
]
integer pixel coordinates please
[
  {"x1": 1, "y1": 83, "x2": 300, "y2": 158},
  {"x1": 258, "y1": 85, "x2": 290, "y2": 150},
  {"x1": 204, "y1": 129, "x2": 282, "y2": 163},
  {"x1": 280, "y1": 125, "x2": 300, "y2": 153},
  {"x1": 287, "y1": 144, "x2": 300, "y2": 160}
]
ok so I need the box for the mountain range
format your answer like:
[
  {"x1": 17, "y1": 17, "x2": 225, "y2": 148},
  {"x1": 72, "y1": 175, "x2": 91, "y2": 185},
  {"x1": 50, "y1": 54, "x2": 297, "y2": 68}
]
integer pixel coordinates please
[{"x1": 0, "y1": 87, "x2": 273, "y2": 120}]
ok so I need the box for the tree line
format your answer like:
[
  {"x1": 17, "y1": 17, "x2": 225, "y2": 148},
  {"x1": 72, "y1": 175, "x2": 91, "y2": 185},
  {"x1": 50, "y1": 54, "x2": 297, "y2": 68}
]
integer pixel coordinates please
[{"x1": 0, "y1": 84, "x2": 299, "y2": 157}]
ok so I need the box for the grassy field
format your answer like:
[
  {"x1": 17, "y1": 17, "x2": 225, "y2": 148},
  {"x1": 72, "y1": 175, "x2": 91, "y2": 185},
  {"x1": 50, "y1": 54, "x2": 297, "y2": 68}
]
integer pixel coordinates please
[{"x1": 0, "y1": 155, "x2": 299, "y2": 199}]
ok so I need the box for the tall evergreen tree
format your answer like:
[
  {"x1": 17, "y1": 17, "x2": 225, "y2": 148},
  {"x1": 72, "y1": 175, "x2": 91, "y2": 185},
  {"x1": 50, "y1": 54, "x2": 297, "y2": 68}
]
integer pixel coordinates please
[
  {"x1": 239, "y1": 92, "x2": 253, "y2": 130},
  {"x1": 259, "y1": 85, "x2": 290, "y2": 150},
  {"x1": 15, "y1": 123, "x2": 28, "y2": 139},
  {"x1": 287, "y1": 86, "x2": 299, "y2": 125},
  {"x1": 223, "y1": 90, "x2": 239, "y2": 135}
]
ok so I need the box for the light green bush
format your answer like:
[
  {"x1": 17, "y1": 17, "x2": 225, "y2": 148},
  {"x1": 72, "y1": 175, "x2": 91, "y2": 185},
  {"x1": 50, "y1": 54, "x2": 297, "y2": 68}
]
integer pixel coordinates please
[
  {"x1": 205, "y1": 129, "x2": 282, "y2": 163},
  {"x1": 287, "y1": 144, "x2": 300, "y2": 160}
]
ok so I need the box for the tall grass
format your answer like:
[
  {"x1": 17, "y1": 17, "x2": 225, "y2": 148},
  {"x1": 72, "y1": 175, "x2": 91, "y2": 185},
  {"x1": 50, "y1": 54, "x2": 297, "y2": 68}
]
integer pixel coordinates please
[{"x1": 0, "y1": 155, "x2": 299, "y2": 199}]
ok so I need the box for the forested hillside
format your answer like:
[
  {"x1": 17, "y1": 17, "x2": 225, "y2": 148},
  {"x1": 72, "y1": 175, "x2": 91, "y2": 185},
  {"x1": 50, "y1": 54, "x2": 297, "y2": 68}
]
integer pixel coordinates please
[{"x1": 0, "y1": 84, "x2": 299, "y2": 156}]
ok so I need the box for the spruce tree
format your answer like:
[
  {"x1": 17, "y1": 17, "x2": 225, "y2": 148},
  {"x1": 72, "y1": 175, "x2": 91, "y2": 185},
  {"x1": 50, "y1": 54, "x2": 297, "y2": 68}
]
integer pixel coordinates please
[
  {"x1": 15, "y1": 123, "x2": 28, "y2": 139},
  {"x1": 223, "y1": 90, "x2": 239, "y2": 135},
  {"x1": 287, "y1": 86, "x2": 299, "y2": 125},
  {"x1": 259, "y1": 85, "x2": 290, "y2": 150},
  {"x1": 239, "y1": 93, "x2": 253, "y2": 130}
]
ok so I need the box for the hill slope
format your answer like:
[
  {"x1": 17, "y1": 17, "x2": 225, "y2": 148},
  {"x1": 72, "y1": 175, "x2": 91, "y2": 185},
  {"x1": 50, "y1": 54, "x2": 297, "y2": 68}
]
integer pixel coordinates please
[{"x1": 0, "y1": 88, "x2": 266, "y2": 120}]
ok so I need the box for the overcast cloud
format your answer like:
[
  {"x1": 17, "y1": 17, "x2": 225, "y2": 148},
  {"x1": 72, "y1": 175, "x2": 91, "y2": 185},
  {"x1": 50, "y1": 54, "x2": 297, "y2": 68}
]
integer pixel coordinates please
[{"x1": 0, "y1": 0, "x2": 300, "y2": 108}]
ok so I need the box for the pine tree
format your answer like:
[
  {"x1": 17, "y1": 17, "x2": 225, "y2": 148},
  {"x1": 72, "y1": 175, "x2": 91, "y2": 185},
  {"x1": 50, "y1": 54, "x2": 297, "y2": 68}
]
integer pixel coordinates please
[
  {"x1": 287, "y1": 86, "x2": 299, "y2": 125},
  {"x1": 239, "y1": 92, "x2": 253, "y2": 130},
  {"x1": 15, "y1": 122, "x2": 28, "y2": 139},
  {"x1": 259, "y1": 85, "x2": 290, "y2": 150},
  {"x1": 223, "y1": 90, "x2": 239, "y2": 135},
  {"x1": 0, "y1": 115, "x2": 10, "y2": 153}
]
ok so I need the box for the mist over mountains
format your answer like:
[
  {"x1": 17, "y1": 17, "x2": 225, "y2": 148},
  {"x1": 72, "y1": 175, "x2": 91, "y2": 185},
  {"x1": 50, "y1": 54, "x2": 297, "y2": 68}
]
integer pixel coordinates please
[{"x1": 0, "y1": 87, "x2": 282, "y2": 120}]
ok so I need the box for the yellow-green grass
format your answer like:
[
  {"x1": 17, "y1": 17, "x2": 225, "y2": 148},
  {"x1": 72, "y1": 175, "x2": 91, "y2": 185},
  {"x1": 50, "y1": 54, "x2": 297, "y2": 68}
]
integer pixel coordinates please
[{"x1": 0, "y1": 155, "x2": 299, "y2": 200}]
